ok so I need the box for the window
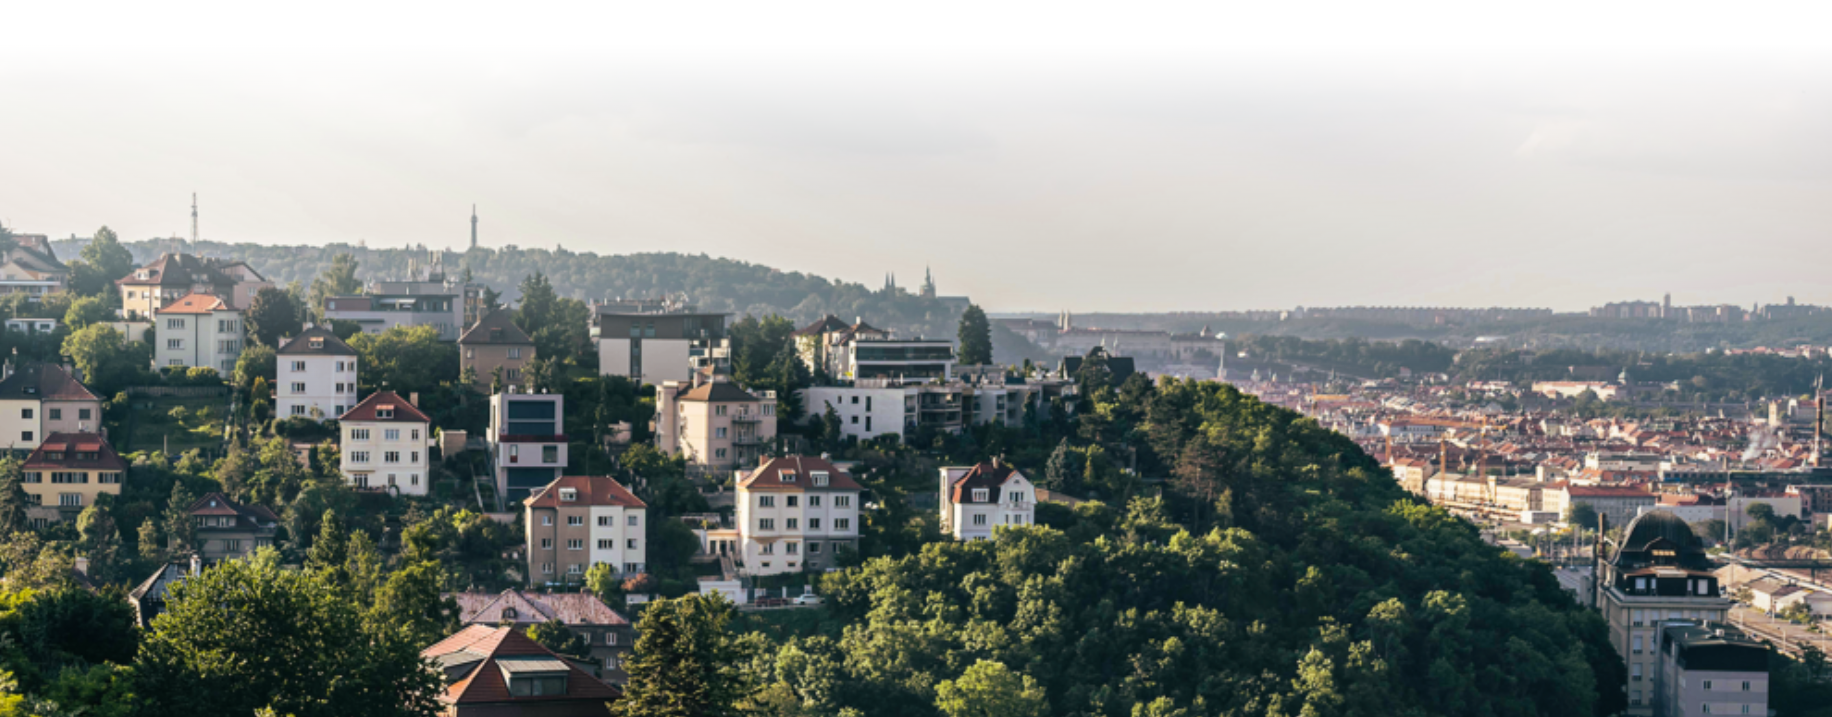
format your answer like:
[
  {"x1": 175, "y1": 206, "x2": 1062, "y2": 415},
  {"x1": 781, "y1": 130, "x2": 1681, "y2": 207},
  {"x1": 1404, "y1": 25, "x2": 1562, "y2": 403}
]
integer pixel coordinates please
[
  {"x1": 224, "y1": 539, "x2": 242, "y2": 554},
  {"x1": 508, "y1": 347, "x2": 522, "y2": 359},
  {"x1": 1703, "y1": 681, "x2": 1712, "y2": 690},
  {"x1": 561, "y1": 489, "x2": 578, "y2": 502},
  {"x1": 376, "y1": 407, "x2": 393, "y2": 419},
  {"x1": 786, "y1": 542, "x2": 799, "y2": 555},
  {"x1": 541, "y1": 538, "x2": 553, "y2": 549},
  {"x1": 850, "y1": 415, "x2": 858, "y2": 424},
  {"x1": 351, "y1": 451, "x2": 370, "y2": 463},
  {"x1": 809, "y1": 496, "x2": 822, "y2": 507},
  {"x1": 850, "y1": 396, "x2": 859, "y2": 404},
  {"x1": 166, "y1": 318, "x2": 184, "y2": 329},
  {"x1": 598, "y1": 516, "x2": 612, "y2": 526},
  {"x1": 973, "y1": 514, "x2": 987, "y2": 526},
  {"x1": 567, "y1": 539, "x2": 583, "y2": 550},
  {"x1": 715, "y1": 448, "x2": 726, "y2": 459},
  {"x1": 809, "y1": 518, "x2": 821, "y2": 530},
  {"x1": 716, "y1": 405, "x2": 728, "y2": 417},
  {"x1": 972, "y1": 488, "x2": 989, "y2": 502},
  {"x1": 221, "y1": 319, "x2": 240, "y2": 333},
  {"x1": 607, "y1": 632, "x2": 618, "y2": 646},
  {"x1": 627, "y1": 539, "x2": 638, "y2": 549},
  {"x1": 384, "y1": 451, "x2": 400, "y2": 463},
  {"x1": 835, "y1": 518, "x2": 850, "y2": 530},
  {"x1": 598, "y1": 539, "x2": 613, "y2": 549},
  {"x1": 290, "y1": 382, "x2": 305, "y2": 394},
  {"x1": 567, "y1": 563, "x2": 583, "y2": 574},
  {"x1": 835, "y1": 495, "x2": 851, "y2": 508},
  {"x1": 20, "y1": 408, "x2": 30, "y2": 420},
  {"x1": 715, "y1": 426, "x2": 728, "y2": 438},
  {"x1": 1010, "y1": 491, "x2": 1026, "y2": 504},
  {"x1": 759, "y1": 518, "x2": 775, "y2": 530},
  {"x1": 758, "y1": 496, "x2": 775, "y2": 508},
  {"x1": 541, "y1": 562, "x2": 553, "y2": 574},
  {"x1": 568, "y1": 515, "x2": 583, "y2": 526},
  {"x1": 21, "y1": 473, "x2": 39, "y2": 484},
  {"x1": 543, "y1": 446, "x2": 558, "y2": 463},
  {"x1": 786, "y1": 496, "x2": 799, "y2": 508},
  {"x1": 1632, "y1": 636, "x2": 1642, "y2": 654},
  {"x1": 411, "y1": 474, "x2": 419, "y2": 486},
  {"x1": 78, "y1": 409, "x2": 90, "y2": 421},
  {"x1": 411, "y1": 429, "x2": 420, "y2": 440},
  {"x1": 1742, "y1": 681, "x2": 1751, "y2": 691},
  {"x1": 1631, "y1": 663, "x2": 1641, "y2": 682},
  {"x1": 813, "y1": 472, "x2": 830, "y2": 486},
  {"x1": 291, "y1": 361, "x2": 306, "y2": 372},
  {"x1": 384, "y1": 429, "x2": 400, "y2": 441},
  {"x1": 808, "y1": 541, "x2": 822, "y2": 554},
  {"x1": 351, "y1": 429, "x2": 370, "y2": 440},
  {"x1": 628, "y1": 515, "x2": 640, "y2": 526},
  {"x1": 410, "y1": 451, "x2": 420, "y2": 463},
  {"x1": 58, "y1": 493, "x2": 82, "y2": 507},
  {"x1": 786, "y1": 518, "x2": 799, "y2": 530},
  {"x1": 760, "y1": 543, "x2": 774, "y2": 555},
  {"x1": 541, "y1": 515, "x2": 553, "y2": 526},
  {"x1": 781, "y1": 471, "x2": 797, "y2": 483},
  {"x1": 47, "y1": 408, "x2": 60, "y2": 421}
]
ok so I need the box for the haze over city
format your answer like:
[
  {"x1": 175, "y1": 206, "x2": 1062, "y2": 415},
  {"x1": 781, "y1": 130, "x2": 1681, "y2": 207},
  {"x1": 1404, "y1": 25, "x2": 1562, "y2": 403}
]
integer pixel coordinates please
[{"x1": 4, "y1": 1, "x2": 1831, "y2": 312}]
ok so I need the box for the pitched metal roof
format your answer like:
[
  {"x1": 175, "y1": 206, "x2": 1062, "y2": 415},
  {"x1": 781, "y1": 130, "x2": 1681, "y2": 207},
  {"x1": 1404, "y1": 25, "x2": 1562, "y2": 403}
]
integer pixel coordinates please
[{"x1": 276, "y1": 326, "x2": 357, "y2": 356}]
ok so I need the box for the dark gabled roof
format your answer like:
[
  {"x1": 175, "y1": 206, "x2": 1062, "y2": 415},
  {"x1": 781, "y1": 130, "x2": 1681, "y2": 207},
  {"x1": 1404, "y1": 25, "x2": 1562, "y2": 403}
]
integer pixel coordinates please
[
  {"x1": 116, "y1": 252, "x2": 260, "y2": 289},
  {"x1": 186, "y1": 491, "x2": 280, "y2": 523},
  {"x1": 793, "y1": 314, "x2": 851, "y2": 337},
  {"x1": 0, "y1": 363, "x2": 100, "y2": 402},
  {"x1": 525, "y1": 475, "x2": 646, "y2": 509},
  {"x1": 458, "y1": 310, "x2": 533, "y2": 346},
  {"x1": 949, "y1": 462, "x2": 1029, "y2": 504},
  {"x1": 422, "y1": 625, "x2": 622, "y2": 705},
  {"x1": 3, "y1": 241, "x2": 67, "y2": 275},
  {"x1": 25, "y1": 432, "x2": 127, "y2": 472},
  {"x1": 276, "y1": 326, "x2": 357, "y2": 356},
  {"x1": 738, "y1": 455, "x2": 863, "y2": 492},
  {"x1": 678, "y1": 381, "x2": 760, "y2": 403},
  {"x1": 339, "y1": 390, "x2": 431, "y2": 423}
]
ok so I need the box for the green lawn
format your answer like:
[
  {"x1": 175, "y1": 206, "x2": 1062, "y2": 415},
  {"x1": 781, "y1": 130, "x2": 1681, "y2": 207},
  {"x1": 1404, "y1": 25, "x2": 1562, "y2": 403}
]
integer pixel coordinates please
[{"x1": 124, "y1": 396, "x2": 232, "y2": 454}]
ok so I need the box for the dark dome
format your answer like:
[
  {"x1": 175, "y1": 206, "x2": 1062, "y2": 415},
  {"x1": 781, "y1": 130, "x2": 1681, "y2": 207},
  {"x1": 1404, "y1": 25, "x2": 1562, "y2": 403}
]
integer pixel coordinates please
[{"x1": 1614, "y1": 509, "x2": 1704, "y2": 563}]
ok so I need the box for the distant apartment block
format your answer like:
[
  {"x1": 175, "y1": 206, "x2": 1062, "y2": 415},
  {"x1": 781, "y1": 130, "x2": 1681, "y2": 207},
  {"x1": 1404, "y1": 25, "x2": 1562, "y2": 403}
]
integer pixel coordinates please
[
  {"x1": 733, "y1": 456, "x2": 861, "y2": 575},
  {"x1": 524, "y1": 474, "x2": 647, "y2": 585},
  {"x1": 117, "y1": 252, "x2": 270, "y2": 318},
  {"x1": 653, "y1": 377, "x2": 777, "y2": 474},
  {"x1": 152, "y1": 293, "x2": 245, "y2": 373},
  {"x1": 591, "y1": 300, "x2": 727, "y2": 386},
  {"x1": 489, "y1": 388, "x2": 567, "y2": 502},
  {"x1": 339, "y1": 391, "x2": 433, "y2": 496},
  {"x1": 275, "y1": 326, "x2": 359, "y2": 421}
]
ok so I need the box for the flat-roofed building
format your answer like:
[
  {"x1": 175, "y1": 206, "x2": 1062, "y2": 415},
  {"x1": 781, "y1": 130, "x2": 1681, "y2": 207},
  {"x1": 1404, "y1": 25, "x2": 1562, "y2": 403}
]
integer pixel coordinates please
[
  {"x1": 1651, "y1": 622, "x2": 1769, "y2": 717},
  {"x1": 489, "y1": 388, "x2": 567, "y2": 502},
  {"x1": 591, "y1": 303, "x2": 726, "y2": 386}
]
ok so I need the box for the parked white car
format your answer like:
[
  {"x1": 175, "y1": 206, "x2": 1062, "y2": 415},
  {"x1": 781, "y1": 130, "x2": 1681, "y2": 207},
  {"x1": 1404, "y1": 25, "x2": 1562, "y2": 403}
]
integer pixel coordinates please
[{"x1": 792, "y1": 594, "x2": 824, "y2": 606}]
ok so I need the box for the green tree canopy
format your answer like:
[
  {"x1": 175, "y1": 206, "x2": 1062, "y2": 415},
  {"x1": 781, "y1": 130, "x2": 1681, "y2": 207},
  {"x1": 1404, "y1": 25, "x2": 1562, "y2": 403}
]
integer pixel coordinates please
[
  {"x1": 956, "y1": 304, "x2": 993, "y2": 366},
  {"x1": 245, "y1": 287, "x2": 305, "y2": 347},
  {"x1": 613, "y1": 594, "x2": 749, "y2": 717}
]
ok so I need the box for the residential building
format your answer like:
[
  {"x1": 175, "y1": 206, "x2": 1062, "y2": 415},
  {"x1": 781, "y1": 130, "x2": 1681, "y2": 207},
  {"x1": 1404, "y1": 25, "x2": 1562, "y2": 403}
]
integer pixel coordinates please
[
  {"x1": 799, "y1": 377, "x2": 1072, "y2": 443},
  {"x1": 459, "y1": 310, "x2": 535, "y2": 392},
  {"x1": 127, "y1": 556, "x2": 201, "y2": 628},
  {"x1": 323, "y1": 291, "x2": 464, "y2": 342},
  {"x1": 449, "y1": 590, "x2": 636, "y2": 681},
  {"x1": 733, "y1": 455, "x2": 862, "y2": 575},
  {"x1": 0, "y1": 234, "x2": 68, "y2": 301},
  {"x1": 523, "y1": 475, "x2": 648, "y2": 586},
  {"x1": 591, "y1": 301, "x2": 728, "y2": 386},
  {"x1": 1650, "y1": 622, "x2": 1769, "y2": 717},
  {"x1": 20, "y1": 432, "x2": 125, "y2": 525},
  {"x1": 188, "y1": 491, "x2": 280, "y2": 562},
  {"x1": 1593, "y1": 511, "x2": 1733, "y2": 715},
  {"x1": 652, "y1": 376, "x2": 777, "y2": 474},
  {"x1": 938, "y1": 460, "x2": 1037, "y2": 540},
  {"x1": 422, "y1": 625, "x2": 622, "y2": 717},
  {"x1": 116, "y1": 252, "x2": 271, "y2": 318},
  {"x1": 489, "y1": 388, "x2": 567, "y2": 502},
  {"x1": 790, "y1": 315, "x2": 955, "y2": 383},
  {"x1": 339, "y1": 391, "x2": 433, "y2": 496},
  {"x1": 3, "y1": 318, "x2": 56, "y2": 334},
  {"x1": 275, "y1": 326, "x2": 359, "y2": 421},
  {"x1": 152, "y1": 293, "x2": 245, "y2": 373},
  {"x1": 0, "y1": 362, "x2": 103, "y2": 452},
  {"x1": 1560, "y1": 484, "x2": 1658, "y2": 529}
]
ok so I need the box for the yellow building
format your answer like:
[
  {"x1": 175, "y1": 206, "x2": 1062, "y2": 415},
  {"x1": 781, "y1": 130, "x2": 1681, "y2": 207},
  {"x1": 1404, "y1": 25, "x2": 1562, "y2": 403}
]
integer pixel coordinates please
[{"x1": 22, "y1": 432, "x2": 125, "y2": 526}]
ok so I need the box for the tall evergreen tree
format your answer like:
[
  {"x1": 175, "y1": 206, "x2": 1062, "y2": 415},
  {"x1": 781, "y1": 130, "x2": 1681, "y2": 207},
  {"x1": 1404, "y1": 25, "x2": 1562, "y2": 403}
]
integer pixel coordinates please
[
  {"x1": 956, "y1": 304, "x2": 993, "y2": 366},
  {"x1": 612, "y1": 594, "x2": 749, "y2": 717},
  {"x1": 0, "y1": 456, "x2": 30, "y2": 536}
]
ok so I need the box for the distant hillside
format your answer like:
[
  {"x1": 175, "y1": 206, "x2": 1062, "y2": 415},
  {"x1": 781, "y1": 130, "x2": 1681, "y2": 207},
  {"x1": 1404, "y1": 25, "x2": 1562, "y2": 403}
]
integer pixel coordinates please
[{"x1": 52, "y1": 238, "x2": 969, "y2": 339}]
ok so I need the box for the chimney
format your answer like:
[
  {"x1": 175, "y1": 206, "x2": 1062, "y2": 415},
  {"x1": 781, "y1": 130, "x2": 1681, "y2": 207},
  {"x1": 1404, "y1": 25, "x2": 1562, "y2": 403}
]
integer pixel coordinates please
[
  {"x1": 409, "y1": 392, "x2": 420, "y2": 407},
  {"x1": 74, "y1": 556, "x2": 89, "y2": 576}
]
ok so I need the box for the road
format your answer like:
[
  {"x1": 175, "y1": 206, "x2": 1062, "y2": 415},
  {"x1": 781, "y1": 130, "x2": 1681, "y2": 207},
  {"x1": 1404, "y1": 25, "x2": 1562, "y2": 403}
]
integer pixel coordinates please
[{"x1": 1729, "y1": 604, "x2": 1832, "y2": 658}]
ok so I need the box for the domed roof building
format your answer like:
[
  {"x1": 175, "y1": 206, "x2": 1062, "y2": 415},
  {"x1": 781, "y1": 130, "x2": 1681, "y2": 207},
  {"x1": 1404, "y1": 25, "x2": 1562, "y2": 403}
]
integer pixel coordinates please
[{"x1": 1593, "y1": 509, "x2": 1736, "y2": 715}]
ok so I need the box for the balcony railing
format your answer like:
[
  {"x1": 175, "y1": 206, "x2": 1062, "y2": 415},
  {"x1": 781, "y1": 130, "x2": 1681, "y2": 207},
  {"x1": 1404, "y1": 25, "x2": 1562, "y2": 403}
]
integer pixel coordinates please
[{"x1": 731, "y1": 434, "x2": 766, "y2": 446}]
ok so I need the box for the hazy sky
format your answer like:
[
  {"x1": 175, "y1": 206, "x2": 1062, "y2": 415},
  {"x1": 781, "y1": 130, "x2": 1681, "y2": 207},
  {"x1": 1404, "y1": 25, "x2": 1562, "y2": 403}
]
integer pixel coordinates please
[{"x1": 4, "y1": 1, "x2": 1830, "y2": 312}]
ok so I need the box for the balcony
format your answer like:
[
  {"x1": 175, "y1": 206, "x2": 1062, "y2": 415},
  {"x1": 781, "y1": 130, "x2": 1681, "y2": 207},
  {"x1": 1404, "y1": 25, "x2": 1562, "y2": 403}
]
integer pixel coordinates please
[
  {"x1": 729, "y1": 414, "x2": 763, "y2": 424},
  {"x1": 731, "y1": 434, "x2": 766, "y2": 446}
]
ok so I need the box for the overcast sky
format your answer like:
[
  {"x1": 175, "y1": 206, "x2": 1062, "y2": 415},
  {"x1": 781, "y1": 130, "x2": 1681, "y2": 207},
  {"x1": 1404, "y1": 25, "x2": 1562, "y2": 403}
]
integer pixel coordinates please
[{"x1": 3, "y1": 1, "x2": 1829, "y2": 313}]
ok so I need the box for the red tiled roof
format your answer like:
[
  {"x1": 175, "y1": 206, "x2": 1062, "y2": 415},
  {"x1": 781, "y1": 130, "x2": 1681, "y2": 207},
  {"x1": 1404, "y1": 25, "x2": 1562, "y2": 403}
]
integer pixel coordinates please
[
  {"x1": 154, "y1": 292, "x2": 231, "y2": 315},
  {"x1": 737, "y1": 455, "x2": 862, "y2": 492},
  {"x1": 339, "y1": 390, "x2": 430, "y2": 423},
  {"x1": 1567, "y1": 485, "x2": 1657, "y2": 499},
  {"x1": 525, "y1": 475, "x2": 646, "y2": 509},
  {"x1": 423, "y1": 625, "x2": 621, "y2": 705},
  {"x1": 24, "y1": 432, "x2": 126, "y2": 471},
  {"x1": 950, "y1": 462, "x2": 1028, "y2": 504},
  {"x1": 0, "y1": 363, "x2": 100, "y2": 402}
]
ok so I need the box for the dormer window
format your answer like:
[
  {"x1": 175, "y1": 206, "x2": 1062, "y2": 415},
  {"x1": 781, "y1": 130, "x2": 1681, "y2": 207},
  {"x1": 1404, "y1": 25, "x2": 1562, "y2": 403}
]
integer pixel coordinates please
[
  {"x1": 377, "y1": 406, "x2": 395, "y2": 419},
  {"x1": 972, "y1": 488, "x2": 989, "y2": 502},
  {"x1": 559, "y1": 488, "x2": 577, "y2": 502},
  {"x1": 309, "y1": 337, "x2": 324, "y2": 349},
  {"x1": 781, "y1": 471, "x2": 797, "y2": 483},
  {"x1": 503, "y1": 607, "x2": 518, "y2": 619},
  {"x1": 812, "y1": 471, "x2": 829, "y2": 487}
]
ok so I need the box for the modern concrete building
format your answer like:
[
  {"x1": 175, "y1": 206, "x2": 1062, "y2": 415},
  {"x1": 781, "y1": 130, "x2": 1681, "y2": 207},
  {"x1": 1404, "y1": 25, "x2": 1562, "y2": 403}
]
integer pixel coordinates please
[
  {"x1": 322, "y1": 291, "x2": 464, "y2": 342},
  {"x1": 117, "y1": 252, "x2": 270, "y2": 318},
  {"x1": 524, "y1": 475, "x2": 647, "y2": 585},
  {"x1": 339, "y1": 391, "x2": 433, "y2": 496},
  {"x1": 799, "y1": 376, "x2": 1073, "y2": 443},
  {"x1": 653, "y1": 377, "x2": 777, "y2": 474},
  {"x1": 459, "y1": 310, "x2": 535, "y2": 392},
  {"x1": 1650, "y1": 622, "x2": 1769, "y2": 717},
  {"x1": 591, "y1": 301, "x2": 726, "y2": 386},
  {"x1": 152, "y1": 293, "x2": 245, "y2": 373},
  {"x1": 1594, "y1": 511, "x2": 1734, "y2": 714},
  {"x1": 489, "y1": 388, "x2": 567, "y2": 503},
  {"x1": 21, "y1": 432, "x2": 125, "y2": 526},
  {"x1": 733, "y1": 455, "x2": 862, "y2": 576},
  {"x1": 0, "y1": 362, "x2": 103, "y2": 452},
  {"x1": 275, "y1": 326, "x2": 359, "y2": 421},
  {"x1": 938, "y1": 461, "x2": 1037, "y2": 540}
]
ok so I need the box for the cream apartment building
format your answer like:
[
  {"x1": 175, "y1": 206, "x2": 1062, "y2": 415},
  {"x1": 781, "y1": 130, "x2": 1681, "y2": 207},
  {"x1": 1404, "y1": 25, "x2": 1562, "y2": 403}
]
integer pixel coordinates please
[
  {"x1": 338, "y1": 391, "x2": 433, "y2": 496},
  {"x1": 735, "y1": 455, "x2": 862, "y2": 575},
  {"x1": 524, "y1": 474, "x2": 648, "y2": 585}
]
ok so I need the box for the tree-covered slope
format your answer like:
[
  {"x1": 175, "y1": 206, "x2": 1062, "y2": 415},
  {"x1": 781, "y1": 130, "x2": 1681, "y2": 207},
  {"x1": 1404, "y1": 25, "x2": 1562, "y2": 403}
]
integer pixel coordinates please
[
  {"x1": 759, "y1": 380, "x2": 1624, "y2": 717},
  {"x1": 51, "y1": 238, "x2": 967, "y2": 339}
]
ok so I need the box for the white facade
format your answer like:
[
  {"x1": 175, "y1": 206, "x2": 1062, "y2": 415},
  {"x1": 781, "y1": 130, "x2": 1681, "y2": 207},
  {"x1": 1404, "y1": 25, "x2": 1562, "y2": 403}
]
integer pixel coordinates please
[
  {"x1": 939, "y1": 464, "x2": 1037, "y2": 541},
  {"x1": 597, "y1": 337, "x2": 694, "y2": 386},
  {"x1": 588, "y1": 504, "x2": 648, "y2": 575},
  {"x1": 801, "y1": 386, "x2": 912, "y2": 441},
  {"x1": 733, "y1": 457, "x2": 862, "y2": 576},
  {"x1": 276, "y1": 354, "x2": 359, "y2": 421},
  {"x1": 153, "y1": 303, "x2": 244, "y2": 374},
  {"x1": 339, "y1": 392, "x2": 434, "y2": 496}
]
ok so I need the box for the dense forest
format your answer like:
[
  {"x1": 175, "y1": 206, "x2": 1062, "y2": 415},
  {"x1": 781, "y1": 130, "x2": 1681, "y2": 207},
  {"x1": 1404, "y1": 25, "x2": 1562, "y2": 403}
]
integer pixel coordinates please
[{"x1": 49, "y1": 238, "x2": 969, "y2": 340}]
